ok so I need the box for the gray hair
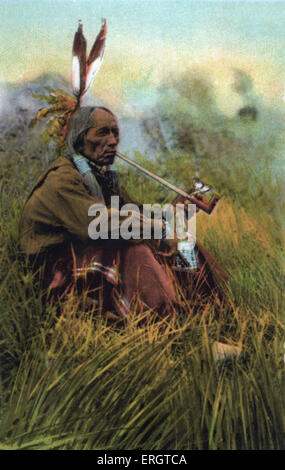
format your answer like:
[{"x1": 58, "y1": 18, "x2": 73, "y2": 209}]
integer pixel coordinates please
[
  {"x1": 66, "y1": 106, "x2": 119, "y2": 201},
  {"x1": 66, "y1": 106, "x2": 116, "y2": 157}
]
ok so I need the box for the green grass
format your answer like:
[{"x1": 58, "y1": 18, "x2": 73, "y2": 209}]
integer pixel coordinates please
[{"x1": 0, "y1": 104, "x2": 284, "y2": 449}]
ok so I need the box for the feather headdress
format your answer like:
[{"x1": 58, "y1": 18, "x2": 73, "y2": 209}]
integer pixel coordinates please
[
  {"x1": 72, "y1": 18, "x2": 107, "y2": 99},
  {"x1": 30, "y1": 19, "x2": 107, "y2": 153}
]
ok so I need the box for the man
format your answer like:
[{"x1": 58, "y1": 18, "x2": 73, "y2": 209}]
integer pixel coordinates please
[{"x1": 20, "y1": 106, "x2": 229, "y2": 318}]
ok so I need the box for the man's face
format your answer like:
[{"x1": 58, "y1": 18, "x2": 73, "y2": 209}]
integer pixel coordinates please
[{"x1": 82, "y1": 108, "x2": 120, "y2": 166}]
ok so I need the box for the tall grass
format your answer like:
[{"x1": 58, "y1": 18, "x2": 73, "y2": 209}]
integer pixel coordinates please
[{"x1": 0, "y1": 97, "x2": 284, "y2": 449}]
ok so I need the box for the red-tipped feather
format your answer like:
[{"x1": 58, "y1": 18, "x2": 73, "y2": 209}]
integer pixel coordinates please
[
  {"x1": 85, "y1": 19, "x2": 107, "y2": 93},
  {"x1": 72, "y1": 20, "x2": 87, "y2": 98}
]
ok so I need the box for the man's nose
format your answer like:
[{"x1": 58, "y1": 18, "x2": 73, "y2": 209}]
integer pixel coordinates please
[{"x1": 108, "y1": 132, "x2": 119, "y2": 146}]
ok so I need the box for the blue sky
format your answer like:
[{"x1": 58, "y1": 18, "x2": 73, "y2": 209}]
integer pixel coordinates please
[{"x1": 0, "y1": 0, "x2": 284, "y2": 116}]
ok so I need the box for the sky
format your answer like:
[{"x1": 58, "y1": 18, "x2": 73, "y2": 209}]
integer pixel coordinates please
[{"x1": 0, "y1": 0, "x2": 284, "y2": 116}]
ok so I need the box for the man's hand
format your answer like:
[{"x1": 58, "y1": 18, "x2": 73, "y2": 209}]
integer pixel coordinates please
[{"x1": 173, "y1": 193, "x2": 202, "y2": 215}]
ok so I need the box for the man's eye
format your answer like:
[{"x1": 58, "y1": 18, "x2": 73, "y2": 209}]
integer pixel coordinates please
[{"x1": 97, "y1": 128, "x2": 108, "y2": 136}]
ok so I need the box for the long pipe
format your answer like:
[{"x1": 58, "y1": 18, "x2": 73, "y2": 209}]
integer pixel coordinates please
[
  {"x1": 116, "y1": 151, "x2": 195, "y2": 198},
  {"x1": 115, "y1": 151, "x2": 220, "y2": 214}
]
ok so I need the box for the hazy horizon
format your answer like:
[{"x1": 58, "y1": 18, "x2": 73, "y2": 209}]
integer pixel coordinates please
[{"x1": 1, "y1": 0, "x2": 284, "y2": 117}]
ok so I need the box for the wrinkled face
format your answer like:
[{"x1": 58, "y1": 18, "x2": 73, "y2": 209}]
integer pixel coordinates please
[{"x1": 82, "y1": 108, "x2": 120, "y2": 166}]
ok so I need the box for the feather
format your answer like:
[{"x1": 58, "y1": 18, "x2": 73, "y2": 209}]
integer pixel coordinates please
[
  {"x1": 72, "y1": 20, "x2": 87, "y2": 97},
  {"x1": 72, "y1": 56, "x2": 81, "y2": 96},
  {"x1": 85, "y1": 19, "x2": 107, "y2": 94}
]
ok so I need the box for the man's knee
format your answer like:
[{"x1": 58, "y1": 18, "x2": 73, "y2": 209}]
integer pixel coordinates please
[{"x1": 132, "y1": 244, "x2": 176, "y2": 307}]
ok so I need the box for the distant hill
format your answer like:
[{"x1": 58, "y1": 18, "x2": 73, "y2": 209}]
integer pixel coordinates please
[
  {"x1": 0, "y1": 73, "x2": 169, "y2": 159},
  {"x1": 0, "y1": 73, "x2": 73, "y2": 138}
]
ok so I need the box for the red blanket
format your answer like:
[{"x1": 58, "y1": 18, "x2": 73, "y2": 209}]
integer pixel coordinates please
[{"x1": 40, "y1": 240, "x2": 229, "y2": 317}]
